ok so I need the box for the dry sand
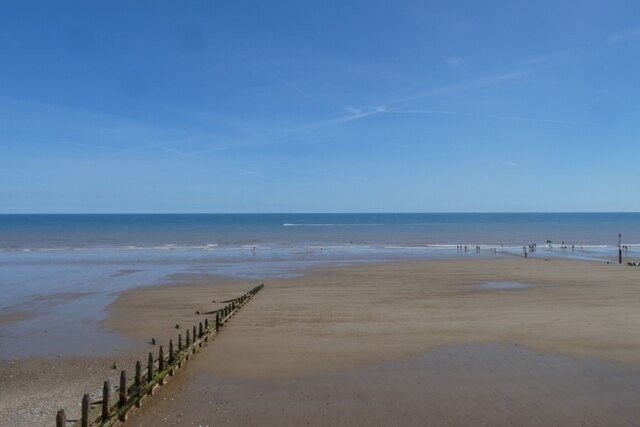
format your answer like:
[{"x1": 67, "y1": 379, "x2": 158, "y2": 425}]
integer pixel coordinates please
[{"x1": 106, "y1": 258, "x2": 640, "y2": 426}]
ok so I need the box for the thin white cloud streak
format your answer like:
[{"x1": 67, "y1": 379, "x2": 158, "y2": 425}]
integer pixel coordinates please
[
  {"x1": 398, "y1": 24, "x2": 640, "y2": 107},
  {"x1": 0, "y1": 96, "x2": 237, "y2": 159},
  {"x1": 288, "y1": 33, "x2": 631, "y2": 133},
  {"x1": 608, "y1": 26, "x2": 640, "y2": 43},
  {"x1": 35, "y1": 138, "x2": 162, "y2": 157},
  {"x1": 280, "y1": 65, "x2": 555, "y2": 134},
  {"x1": 395, "y1": 67, "x2": 546, "y2": 106},
  {"x1": 519, "y1": 50, "x2": 571, "y2": 66},
  {"x1": 281, "y1": 105, "x2": 388, "y2": 133},
  {"x1": 143, "y1": 142, "x2": 199, "y2": 158},
  {"x1": 446, "y1": 56, "x2": 463, "y2": 67},
  {"x1": 385, "y1": 109, "x2": 581, "y2": 125}
]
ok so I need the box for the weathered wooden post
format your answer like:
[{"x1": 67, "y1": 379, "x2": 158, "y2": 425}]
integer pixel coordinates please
[
  {"x1": 147, "y1": 353, "x2": 154, "y2": 396},
  {"x1": 102, "y1": 381, "x2": 110, "y2": 420},
  {"x1": 199, "y1": 322, "x2": 203, "y2": 338},
  {"x1": 216, "y1": 312, "x2": 220, "y2": 331},
  {"x1": 159, "y1": 346, "x2": 165, "y2": 385},
  {"x1": 81, "y1": 394, "x2": 90, "y2": 427},
  {"x1": 168, "y1": 339, "x2": 175, "y2": 375},
  {"x1": 192, "y1": 325, "x2": 197, "y2": 353},
  {"x1": 135, "y1": 361, "x2": 142, "y2": 408},
  {"x1": 185, "y1": 330, "x2": 191, "y2": 360},
  {"x1": 178, "y1": 334, "x2": 182, "y2": 351},
  {"x1": 56, "y1": 409, "x2": 66, "y2": 427},
  {"x1": 119, "y1": 370, "x2": 127, "y2": 421},
  {"x1": 204, "y1": 319, "x2": 209, "y2": 342}
]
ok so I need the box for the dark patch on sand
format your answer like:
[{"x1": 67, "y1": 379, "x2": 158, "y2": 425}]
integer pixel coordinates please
[
  {"x1": 0, "y1": 312, "x2": 36, "y2": 327},
  {"x1": 31, "y1": 291, "x2": 95, "y2": 302},
  {"x1": 110, "y1": 269, "x2": 145, "y2": 278}
]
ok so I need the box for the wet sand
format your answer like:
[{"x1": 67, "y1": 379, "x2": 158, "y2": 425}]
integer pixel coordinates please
[
  {"x1": 128, "y1": 344, "x2": 640, "y2": 426},
  {"x1": 4, "y1": 258, "x2": 640, "y2": 426},
  {"x1": 0, "y1": 276, "x2": 248, "y2": 427},
  {"x1": 0, "y1": 311, "x2": 35, "y2": 327},
  {"x1": 109, "y1": 258, "x2": 640, "y2": 426}
]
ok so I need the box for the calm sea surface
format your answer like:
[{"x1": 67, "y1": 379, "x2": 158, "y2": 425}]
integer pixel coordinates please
[
  {"x1": 2, "y1": 213, "x2": 639, "y2": 249},
  {"x1": 1, "y1": 213, "x2": 638, "y2": 358}
]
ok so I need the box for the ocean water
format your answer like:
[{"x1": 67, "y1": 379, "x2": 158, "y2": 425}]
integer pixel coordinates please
[
  {"x1": 1, "y1": 213, "x2": 639, "y2": 250},
  {"x1": 1, "y1": 213, "x2": 638, "y2": 358}
]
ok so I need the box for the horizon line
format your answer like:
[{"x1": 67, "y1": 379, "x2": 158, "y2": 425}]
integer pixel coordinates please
[{"x1": 1, "y1": 211, "x2": 639, "y2": 215}]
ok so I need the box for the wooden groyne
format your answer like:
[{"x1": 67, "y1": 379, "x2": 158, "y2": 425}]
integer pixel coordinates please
[{"x1": 55, "y1": 283, "x2": 264, "y2": 427}]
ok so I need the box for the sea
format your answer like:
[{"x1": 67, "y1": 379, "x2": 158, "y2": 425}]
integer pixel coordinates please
[{"x1": 1, "y1": 213, "x2": 638, "y2": 358}]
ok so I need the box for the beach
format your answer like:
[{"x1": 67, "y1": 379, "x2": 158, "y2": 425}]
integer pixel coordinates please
[
  {"x1": 121, "y1": 258, "x2": 640, "y2": 425},
  {"x1": 4, "y1": 257, "x2": 638, "y2": 426}
]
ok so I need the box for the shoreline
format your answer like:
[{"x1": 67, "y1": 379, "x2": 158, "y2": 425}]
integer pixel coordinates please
[{"x1": 1, "y1": 241, "x2": 635, "y2": 358}]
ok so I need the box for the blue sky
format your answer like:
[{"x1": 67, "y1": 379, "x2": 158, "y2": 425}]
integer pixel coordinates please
[{"x1": 1, "y1": 1, "x2": 639, "y2": 213}]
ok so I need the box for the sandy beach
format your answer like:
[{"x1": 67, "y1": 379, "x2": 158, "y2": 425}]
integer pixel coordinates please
[
  {"x1": 111, "y1": 258, "x2": 640, "y2": 426},
  {"x1": 3, "y1": 257, "x2": 640, "y2": 426}
]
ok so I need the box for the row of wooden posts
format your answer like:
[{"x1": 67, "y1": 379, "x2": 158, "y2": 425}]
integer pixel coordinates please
[{"x1": 56, "y1": 284, "x2": 264, "y2": 427}]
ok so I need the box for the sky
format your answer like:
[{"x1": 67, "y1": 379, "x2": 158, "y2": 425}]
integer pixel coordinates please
[{"x1": 1, "y1": 1, "x2": 639, "y2": 213}]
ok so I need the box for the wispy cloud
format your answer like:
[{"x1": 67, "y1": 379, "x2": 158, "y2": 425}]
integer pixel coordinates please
[
  {"x1": 282, "y1": 105, "x2": 388, "y2": 133},
  {"x1": 377, "y1": 66, "x2": 548, "y2": 111},
  {"x1": 608, "y1": 26, "x2": 640, "y2": 43},
  {"x1": 519, "y1": 50, "x2": 570, "y2": 66},
  {"x1": 235, "y1": 170, "x2": 262, "y2": 177},
  {"x1": 385, "y1": 109, "x2": 579, "y2": 124},
  {"x1": 502, "y1": 160, "x2": 520, "y2": 167},
  {"x1": 34, "y1": 138, "x2": 161, "y2": 157},
  {"x1": 446, "y1": 56, "x2": 463, "y2": 67},
  {"x1": 280, "y1": 66, "x2": 553, "y2": 134},
  {"x1": 0, "y1": 96, "x2": 237, "y2": 159},
  {"x1": 298, "y1": 35, "x2": 630, "y2": 132}
]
